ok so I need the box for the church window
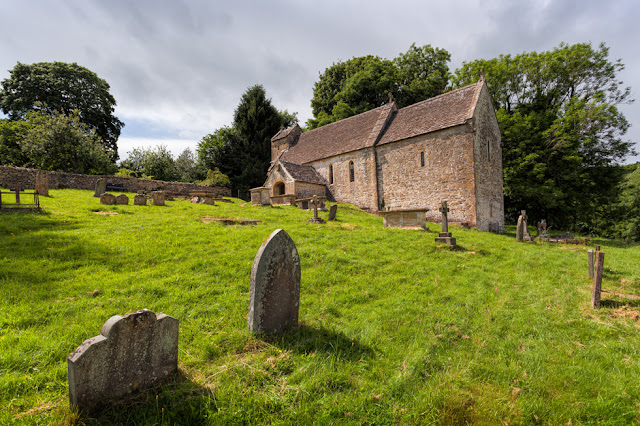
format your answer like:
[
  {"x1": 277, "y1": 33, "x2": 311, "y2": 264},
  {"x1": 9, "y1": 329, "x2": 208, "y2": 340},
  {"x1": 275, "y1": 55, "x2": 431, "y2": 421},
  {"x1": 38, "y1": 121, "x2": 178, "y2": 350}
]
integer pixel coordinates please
[
  {"x1": 329, "y1": 165, "x2": 334, "y2": 184},
  {"x1": 420, "y1": 151, "x2": 425, "y2": 167},
  {"x1": 349, "y1": 161, "x2": 355, "y2": 182},
  {"x1": 487, "y1": 139, "x2": 491, "y2": 162}
]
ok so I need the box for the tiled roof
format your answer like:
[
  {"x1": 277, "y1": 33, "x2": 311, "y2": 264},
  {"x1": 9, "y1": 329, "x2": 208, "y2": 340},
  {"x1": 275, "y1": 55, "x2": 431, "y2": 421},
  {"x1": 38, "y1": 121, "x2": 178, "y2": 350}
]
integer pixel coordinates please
[
  {"x1": 279, "y1": 79, "x2": 484, "y2": 163},
  {"x1": 280, "y1": 161, "x2": 326, "y2": 185},
  {"x1": 271, "y1": 124, "x2": 299, "y2": 141},
  {"x1": 377, "y1": 81, "x2": 483, "y2": 145},
  {"x1": 280, "y1": 104, "x2": 393, "y2": 164}
]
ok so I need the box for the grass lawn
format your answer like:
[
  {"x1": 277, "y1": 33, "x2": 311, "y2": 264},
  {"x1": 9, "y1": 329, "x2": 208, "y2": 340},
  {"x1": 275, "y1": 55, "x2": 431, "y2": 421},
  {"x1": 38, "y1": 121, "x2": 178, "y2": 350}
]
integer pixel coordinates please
[{"x1": 1, "y1": 188, "x2": 640, "y2": 424}]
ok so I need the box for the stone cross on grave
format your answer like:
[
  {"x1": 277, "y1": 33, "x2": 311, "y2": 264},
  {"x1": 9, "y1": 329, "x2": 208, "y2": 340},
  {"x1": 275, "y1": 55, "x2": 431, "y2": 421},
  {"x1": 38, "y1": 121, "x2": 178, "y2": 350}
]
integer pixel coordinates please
[
  {"x1": 435, "y1": 200, "x2": 456, "y2": 247},
  {"x1": 307, "y1": 195, "x2": 325, "y2": 224},
  {"x1": 439, "y1": 201, "x2": 450, "y2": 233}
]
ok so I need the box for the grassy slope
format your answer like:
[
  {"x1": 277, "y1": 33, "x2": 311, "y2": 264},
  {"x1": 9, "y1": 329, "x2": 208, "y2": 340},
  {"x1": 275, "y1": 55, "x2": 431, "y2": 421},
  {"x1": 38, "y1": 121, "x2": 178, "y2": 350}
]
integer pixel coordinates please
[{"x1": 1, "y1": 189, "x2": 640, "y2": 424}]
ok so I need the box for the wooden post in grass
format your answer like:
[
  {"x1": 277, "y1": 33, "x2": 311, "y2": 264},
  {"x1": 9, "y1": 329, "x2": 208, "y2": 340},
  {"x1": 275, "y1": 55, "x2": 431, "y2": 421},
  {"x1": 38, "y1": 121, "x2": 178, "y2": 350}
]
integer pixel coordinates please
[
  {"x1": 591, "y1": 251, "x2": 605, "y2": 308},
  {"x1": 588, "y1": 249, "x2": 594, "y2": 279},
  {"x1": 15, "y1": 187, "x2": 20, "y2": 204}
]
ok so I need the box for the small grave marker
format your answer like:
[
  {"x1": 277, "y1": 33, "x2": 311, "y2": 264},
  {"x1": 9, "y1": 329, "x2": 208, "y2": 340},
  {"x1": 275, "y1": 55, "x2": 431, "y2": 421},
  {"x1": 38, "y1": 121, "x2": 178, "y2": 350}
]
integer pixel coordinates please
[
  {"x1": 435, "y1": 201, "x2": 456, "y2": 246},
  {"x1": 328, "y1": 204, "x2": 337, "y2": 221},
  {"x1": 35, "y1": 170, "x2": 49, "y2": 196},
  {"x1": 134, "y1": 194, "x2": 147, "y2": 205},
  {"x1": 152, "y1": 191, "x2": 165, "y2": 206},
  {"x1": 67, "y1": 309, "x2": 179, "y2": 412},
  {"x1": 591, "y1": 251, "x2": 605, "y2": 308},
  {"x1": 307, "y1": 195, "x2": 325, "y2": 224},
  {"x1": 100, "y1": 193, "x2": 116, "y2": 205},
  {"x1": 115, "y1": 194, "x2": 129, "y2": 205},
  {"x1": 248, "y1": 229, "x2": 301, "y2": 334}
]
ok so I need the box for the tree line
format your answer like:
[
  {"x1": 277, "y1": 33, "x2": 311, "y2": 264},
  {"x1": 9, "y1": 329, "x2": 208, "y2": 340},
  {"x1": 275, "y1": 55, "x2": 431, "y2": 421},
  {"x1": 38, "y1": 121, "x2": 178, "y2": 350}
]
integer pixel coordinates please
[{"x1": 0, "y1": 42, "x2": 637, "y2": 239}]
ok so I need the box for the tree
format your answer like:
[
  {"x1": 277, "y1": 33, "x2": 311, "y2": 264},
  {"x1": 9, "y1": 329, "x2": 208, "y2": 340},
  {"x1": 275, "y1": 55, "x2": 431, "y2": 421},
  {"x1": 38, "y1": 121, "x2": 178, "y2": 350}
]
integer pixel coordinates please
[
  {"x1": 120, "y1": 145, "x2": 179, "y2": 181},
  {"x1": 0, "y1": 119, "x2": 30, "y2": 166},
  {"x1": 175, "y1": 148, "x2": 200, "y2": 182},
  {"x1": 0, "y1": 62, "x2": 124, "y2": 161},
  {"x1": 307, "y1": 45, "x2": 450, "y2": 129},
  {"x1": 197, "y1": 85, "x2": 296, "y2": 194},
  {"x1": 19, "y1": 110, "x2": 115, "y2": 174},
  {"x1": 452, "y1": 42, "x2": 634, "y2": 231}
]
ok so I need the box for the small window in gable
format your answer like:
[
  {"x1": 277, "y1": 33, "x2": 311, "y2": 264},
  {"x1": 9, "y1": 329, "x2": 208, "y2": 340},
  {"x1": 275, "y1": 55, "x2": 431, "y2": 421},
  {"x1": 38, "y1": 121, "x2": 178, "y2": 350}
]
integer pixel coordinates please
[
  {"x1": 329, "y1": 165, "x2": 334, "y2": 184},
  {"x1": 349, "y1": 161, "x2": 355, "y2": 182},
  {"x1": 420, "y1": 151, "x2": 425, "y2": 167}
]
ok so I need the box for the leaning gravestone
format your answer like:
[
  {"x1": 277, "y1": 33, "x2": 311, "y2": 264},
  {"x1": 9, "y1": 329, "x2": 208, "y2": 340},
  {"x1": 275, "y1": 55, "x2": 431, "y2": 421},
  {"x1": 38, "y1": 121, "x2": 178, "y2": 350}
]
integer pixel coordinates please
[
  {"x1": 67, "y1": 309, "x2": 179, "y2": 412},
  {"x1": 100, "y1": 193, "x2": 116, "y2": 205},
  {"x1": 248, "y1": 229, "x2": 301, "y2": 334},
  {"x1": 94, "y1": 179, "x2": 107, "y2": 197},
  {"x1": 134, "y1": 194, "x2": 147, "y2": 206},
  {"x1": 35, "y1": 170, "x2": 49, "y2": 196},
  {"x1": 115, "y1": 194, "x2": 129, "y2": 205},
  {"x1": 152, "y1": 191, "x2": 165, "y2": 206},
  {"x1": 328, "y1": 204, "x2": 338, "y2": 221}
]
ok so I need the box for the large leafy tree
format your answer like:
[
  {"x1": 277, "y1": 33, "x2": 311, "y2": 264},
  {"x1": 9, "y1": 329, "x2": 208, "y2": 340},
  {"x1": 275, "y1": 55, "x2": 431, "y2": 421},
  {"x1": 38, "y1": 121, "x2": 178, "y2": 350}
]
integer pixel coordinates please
[
  {"x1": 119, "y1": 145, "x2": 180, "y2": 182},
  {"x1": 453, "y1": 42, "x2": 634, "y2": 231},
  {"x1": 0, "y1": 62, "x2": 124, "y2": 161},
  {"x1": 197, "y1": 85, "x2": 297, "y2": 195},
  {"x1": 19, "y1": 110, "x2": 115, "y2": 175},
  {"x1": 308, "y1": 44, "x2": 450, "y2": 129}
]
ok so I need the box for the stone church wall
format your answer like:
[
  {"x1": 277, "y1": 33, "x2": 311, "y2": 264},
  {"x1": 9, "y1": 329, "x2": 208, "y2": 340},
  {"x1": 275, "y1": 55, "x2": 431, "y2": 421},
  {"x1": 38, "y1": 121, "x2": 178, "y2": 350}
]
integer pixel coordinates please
[
  {"x1": 376, "y1": 125, "x2": 477, "y2": 225},
  {"x1": 294, "y1": 182, "x2": 325, "y2": 199},
  {"x1": 309, "y1": 147, "x2": 378, "y2": 211},
  {"x1": 472, "y1": 84, "x2": 504, "y2": 232},
  {"x1": 0, "y1": 166, "x2": 230, "y2": 197}
]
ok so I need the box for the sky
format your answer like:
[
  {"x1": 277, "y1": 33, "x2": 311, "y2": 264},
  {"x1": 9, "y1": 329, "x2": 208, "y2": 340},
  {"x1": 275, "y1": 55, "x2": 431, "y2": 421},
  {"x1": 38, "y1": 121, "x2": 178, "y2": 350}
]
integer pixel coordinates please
[{"x1": 1, "y1": 0, "x2": 639, "y2": 163}]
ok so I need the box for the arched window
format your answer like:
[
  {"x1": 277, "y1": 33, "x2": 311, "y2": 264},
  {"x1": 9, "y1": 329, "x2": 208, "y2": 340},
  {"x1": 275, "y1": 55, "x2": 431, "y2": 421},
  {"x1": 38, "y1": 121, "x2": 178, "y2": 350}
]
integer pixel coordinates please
[
  {"x1": 349, "y1": 161, "x2": 355, "y2": 182},
  {"x1": 420, "y1": 151, "x2": 425, "y2": 167},
  {"x1": 274, "y1": 181, "x2": 285, "y2": 195},
  {"x1": 329, "y1": 165, "x2": 334, "y2": 184},
  {"x1": 487, "y1": 139, "x2": 491, "y2": 162}
]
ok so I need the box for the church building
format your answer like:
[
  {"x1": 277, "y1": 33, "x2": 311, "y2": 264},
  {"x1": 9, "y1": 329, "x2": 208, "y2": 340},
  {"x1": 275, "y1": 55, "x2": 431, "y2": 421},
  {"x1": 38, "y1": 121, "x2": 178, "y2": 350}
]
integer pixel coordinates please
[{"x1": 250, "y1": 77, "x2": 504, "y2": 232}]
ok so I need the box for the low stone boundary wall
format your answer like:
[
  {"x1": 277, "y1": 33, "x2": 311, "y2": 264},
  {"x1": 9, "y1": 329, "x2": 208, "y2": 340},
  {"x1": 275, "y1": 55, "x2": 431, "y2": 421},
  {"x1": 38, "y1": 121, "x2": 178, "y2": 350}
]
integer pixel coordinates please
[{"x1": 0, "y1": 166, "x2": 230, "y2": 197}]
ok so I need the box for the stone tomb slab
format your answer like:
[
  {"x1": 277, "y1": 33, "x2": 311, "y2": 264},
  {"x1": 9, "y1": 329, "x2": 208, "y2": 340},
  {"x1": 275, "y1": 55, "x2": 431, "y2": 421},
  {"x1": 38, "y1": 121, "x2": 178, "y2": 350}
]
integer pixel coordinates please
[
  {"x1": 248, "y1": 229, "x2": 301, "y2": 334},
  {"x1": 382, "y1": 209, "x2": 428, "y2": 229},
  {"x1": 67, "y1": 309, "x2": 179, "y2": 412}
]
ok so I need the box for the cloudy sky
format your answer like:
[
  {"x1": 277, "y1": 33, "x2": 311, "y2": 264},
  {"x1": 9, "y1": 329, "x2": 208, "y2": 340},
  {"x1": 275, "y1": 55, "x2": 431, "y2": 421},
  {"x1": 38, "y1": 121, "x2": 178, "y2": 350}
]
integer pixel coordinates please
[{"x1": 1, "y1": 0, "x2": 639, "y2": 162}]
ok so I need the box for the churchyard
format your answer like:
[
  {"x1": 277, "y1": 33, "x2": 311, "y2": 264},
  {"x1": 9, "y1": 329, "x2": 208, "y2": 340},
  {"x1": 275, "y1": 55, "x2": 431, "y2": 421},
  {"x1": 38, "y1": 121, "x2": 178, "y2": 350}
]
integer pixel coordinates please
[{"x1": 2, "y1": 188, "x2": 640, "y2": 424}]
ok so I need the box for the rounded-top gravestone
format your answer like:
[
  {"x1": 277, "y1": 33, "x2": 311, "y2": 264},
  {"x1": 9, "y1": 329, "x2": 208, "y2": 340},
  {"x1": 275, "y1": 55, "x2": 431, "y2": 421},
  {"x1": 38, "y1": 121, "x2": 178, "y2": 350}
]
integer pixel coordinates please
[
  {"x1": 248, "y1": 229, "x2": 301, "y2": 334},
  {"x1": 100, "y1": 193, "x2": 116, "y2": 205},
  {"x1": 115, "y1": 194, "x2": 129, "y2": 205}
]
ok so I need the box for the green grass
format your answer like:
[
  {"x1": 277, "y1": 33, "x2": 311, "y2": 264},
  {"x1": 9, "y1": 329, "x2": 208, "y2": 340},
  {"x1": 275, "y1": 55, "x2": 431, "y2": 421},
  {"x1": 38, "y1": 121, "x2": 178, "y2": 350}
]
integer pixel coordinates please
[{"x1": 2, "y1": 189, "x2": 640, "y2": 424}]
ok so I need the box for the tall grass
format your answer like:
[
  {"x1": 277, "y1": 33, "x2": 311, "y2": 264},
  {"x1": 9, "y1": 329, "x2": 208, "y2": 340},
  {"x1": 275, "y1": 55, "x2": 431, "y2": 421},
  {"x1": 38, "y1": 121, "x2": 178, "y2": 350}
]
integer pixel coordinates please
[{"x1": 1, "y1": 189, "x2": 640, "y2": 424}]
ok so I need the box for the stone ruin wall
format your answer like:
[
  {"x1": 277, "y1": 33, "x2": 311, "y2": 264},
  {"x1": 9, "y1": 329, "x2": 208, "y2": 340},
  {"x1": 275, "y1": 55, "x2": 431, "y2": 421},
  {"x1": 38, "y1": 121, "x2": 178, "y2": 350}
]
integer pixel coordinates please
[
  {"x1": 472, "y1": 84, "x2": 505, "y2": 232},
  {"x1": 0, "y1": 165, "x2": 230, "y2": 197},
  {"x1": 376, "y1": 126, "x2": 477, "y2": 225},
  {"x1": 309, "y1": 147, "x2": 378, "y2": 211}
]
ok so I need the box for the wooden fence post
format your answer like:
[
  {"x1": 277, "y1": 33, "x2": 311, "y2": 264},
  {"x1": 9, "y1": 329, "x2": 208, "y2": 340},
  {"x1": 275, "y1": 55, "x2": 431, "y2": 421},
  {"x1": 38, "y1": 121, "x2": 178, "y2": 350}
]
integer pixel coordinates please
[{"x1": 591, "y1": 251, "x2": 605, "y2": 308}]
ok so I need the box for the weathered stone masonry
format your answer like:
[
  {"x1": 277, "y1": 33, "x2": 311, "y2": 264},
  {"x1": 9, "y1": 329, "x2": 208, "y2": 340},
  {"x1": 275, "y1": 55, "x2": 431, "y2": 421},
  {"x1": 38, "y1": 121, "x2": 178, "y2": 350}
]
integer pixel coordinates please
[{"x1": 0, "y1": 166, "x2": 230, "y2": 197}]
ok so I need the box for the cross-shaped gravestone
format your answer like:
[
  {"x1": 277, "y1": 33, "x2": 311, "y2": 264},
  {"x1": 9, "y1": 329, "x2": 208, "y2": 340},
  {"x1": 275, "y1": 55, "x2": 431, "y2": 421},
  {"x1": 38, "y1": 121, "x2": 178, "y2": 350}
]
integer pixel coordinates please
[
  {"x1": 521, "y1": 210, "x2": 528, "y2": 223},
  {"x1": 439, "y1": 201, "x2": 450, "y2": 233},
  {"x1": 307, "y1": 195, "x2": 325, "y2": 224}
]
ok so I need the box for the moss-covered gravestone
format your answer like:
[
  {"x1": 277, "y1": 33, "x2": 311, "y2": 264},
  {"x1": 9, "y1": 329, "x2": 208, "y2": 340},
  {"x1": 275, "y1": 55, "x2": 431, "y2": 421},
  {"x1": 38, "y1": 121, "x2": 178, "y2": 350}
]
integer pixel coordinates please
[{"x1": 248, "y1": 229, "x2": 301, "y2": 334}]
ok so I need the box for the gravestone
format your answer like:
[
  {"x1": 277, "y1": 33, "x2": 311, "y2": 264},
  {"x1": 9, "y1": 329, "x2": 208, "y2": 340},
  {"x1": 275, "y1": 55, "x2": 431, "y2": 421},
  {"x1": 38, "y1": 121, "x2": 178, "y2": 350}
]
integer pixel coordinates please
[
  {"x1": 307, "y1": 195, "x2": 325, "y2": 224},
  {"x1": 35, "y1": 170, "x2": 49, "y2": 196},
  {"x1": 328, "y1": 204, "x2": 338, "y2": 221},
  {"x1": 536, "y1": 219, "x2": 547, "y2": 236},
  {"x1": 516, "y1": 210, "x2": 533, "y2": 242},
  {"x1": 68, "y1": 309, "x2": 179, "y2": 412},
  {"x1": 434, "y1": 201, "x2": 456, "y2": 246},
  {"x1": 152, "y1": 191, "x2": 165, "y2": 206},
  {"x1": 248, "y1": 229, "x2": 301, "y2": 334},
  {"x1": 94, "y1": 179, "x2": 107, "y2": 197},
  {"x1": 588, "y1": 249, "x2": 594, "y2": 279},
  {"x1": 100, "y1": 193, "x2": 116, "y2": 205},
  {"x1": 134, "y1": 194, "x2": 147, "y2": 206},
  {"x1": 591, "y1": 251, "x2": 605, "y2": 308},
  {"x1": 115, "y1": 194, "x2": 129, "y2": 205}
]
